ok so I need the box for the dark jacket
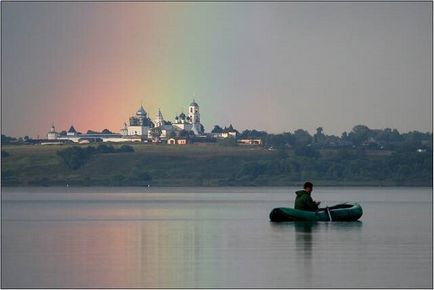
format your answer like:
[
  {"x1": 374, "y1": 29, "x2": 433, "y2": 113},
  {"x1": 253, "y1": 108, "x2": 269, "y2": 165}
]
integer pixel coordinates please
[{"x1": 294, "y1": 190, "x2": 318, "y2": 211}]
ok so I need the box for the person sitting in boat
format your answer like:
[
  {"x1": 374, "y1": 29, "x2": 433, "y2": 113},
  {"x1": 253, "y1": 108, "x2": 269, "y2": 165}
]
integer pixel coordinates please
[{"x1": 294, "y1": 182, "x2": 321, "y2": 211}]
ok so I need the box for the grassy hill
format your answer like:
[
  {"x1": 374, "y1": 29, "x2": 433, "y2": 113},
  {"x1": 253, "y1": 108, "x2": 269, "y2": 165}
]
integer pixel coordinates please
[
  {"x1": 2, "y1": 144, "x2": 277, "y2": 186},
  {"x1": 1, "y1": 143, "x2": 431, "y2": 186}
]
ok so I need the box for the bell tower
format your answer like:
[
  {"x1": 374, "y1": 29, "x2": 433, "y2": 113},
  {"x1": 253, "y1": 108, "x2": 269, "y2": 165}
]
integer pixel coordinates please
[
  {"x1": 188, "y1": 99, "x2": 200, "y2": 125},
  {"x1": 155, "y1": 109, "x2": 164, "y2": 127},
  {"x1": 188, "y1": 99, "x2": 202, "y2": 135}
]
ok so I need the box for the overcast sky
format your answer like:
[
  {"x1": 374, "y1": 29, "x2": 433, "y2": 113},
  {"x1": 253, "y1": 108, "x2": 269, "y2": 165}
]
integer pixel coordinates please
[{"x1": 2, "y1": 2, "x2": 432, "y2": 137}]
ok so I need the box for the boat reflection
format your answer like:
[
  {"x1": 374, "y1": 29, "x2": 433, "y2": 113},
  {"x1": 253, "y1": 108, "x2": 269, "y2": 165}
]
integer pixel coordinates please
[
  {"x1": 269, "y1": 221, "x2": 363, "y2": 286},
  {"x1": 294, "y1": 222, "x2": 315, "y2": 285}
]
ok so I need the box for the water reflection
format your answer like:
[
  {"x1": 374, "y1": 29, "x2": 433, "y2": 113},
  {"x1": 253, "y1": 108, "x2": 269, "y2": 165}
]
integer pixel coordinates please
[
  {"x1": 294, "y1": 222, "x2": 316, "y2": 258},
  {"x1": 269, "y1": 221, "x2": 363, "y2": 286},
  {"x1": 294, "y1": 222, "x2": 316, "y2": 286},
  {"x1": 3, "y1": 187, "x2": 431, "y2": 288},
  {"x1": 3, "y1": 220, "x2": 207, "y2": 288}
]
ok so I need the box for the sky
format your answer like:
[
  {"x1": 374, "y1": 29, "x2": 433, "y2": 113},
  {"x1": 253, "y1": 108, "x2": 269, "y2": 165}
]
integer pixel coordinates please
[{"x1": 2, "y1": 2, "x2": 432, "y2": 138}]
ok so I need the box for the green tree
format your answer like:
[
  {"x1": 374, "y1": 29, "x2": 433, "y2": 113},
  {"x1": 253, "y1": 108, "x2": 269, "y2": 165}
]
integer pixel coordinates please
[
  {"x1": 178, "y1": 130, "x2": 189, "y2": 138},
  {"x1": 118, "y1": 145, "x2": 134, "y2": 153},
  {"x1": 293, "y1": 129, "x2": 312, "y2": 148},
  {"x1": 313, "y1": 127, "x2": 326, "y2": 145},
  {"x1": 96, "y1": 144, "x2": 116, "y2": 153},
  {"x1": 348, "y1": 125, "x2": 371, "y2": 146},
  {"x1": 149, "y1": 127, "x2": 162, "y2": 139},
  {"x1": 239, "y1": 129, "x2": 268, "y2": 139},
  {"x1": 57, "y1": 146, "x2": 93, "y2": 170},
  {"x1": 1, "y1": 135, "x2": 17, "y2": 144},
  {"x1": 212, "y1": 125, "x2": 223, "y2": 133}
]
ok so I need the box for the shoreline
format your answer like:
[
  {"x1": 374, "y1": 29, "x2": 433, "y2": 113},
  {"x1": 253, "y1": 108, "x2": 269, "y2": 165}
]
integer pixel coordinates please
[{"x1": 2, "y1": 184, "x2": 432, "y2": 188}]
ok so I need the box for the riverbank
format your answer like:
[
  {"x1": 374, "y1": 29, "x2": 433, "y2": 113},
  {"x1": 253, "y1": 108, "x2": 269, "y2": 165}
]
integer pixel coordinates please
[{"x1": 1, "y1": 143, "x2": 431, "y2": 186}]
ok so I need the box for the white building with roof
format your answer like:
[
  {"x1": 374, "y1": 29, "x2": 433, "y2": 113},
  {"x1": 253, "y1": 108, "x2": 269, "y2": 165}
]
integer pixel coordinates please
[
  {"x1": 126, "y1": 105, "x2": 154, "y2": 137},
  {"x1": 153, "y1": 109, "x2": 176, "y2": 138},
  {"x1": 172, "y1": 100, "x2": 203, "y2": 135},
  {"x1": 188, "y1": 100, "x2": 202, "y2": 135},
  {"x1": 67, "y1": 125, "x2": 78, "y2": 136},
  {"x1": 47, "y1": 124, "x2": 58, "y2": 140},
  {"x1": 46, "y1": 99, "x2": 205, "y2": 144},
  {"x1": 122, "y1": 99, "x2": 204, "y2": 139}
]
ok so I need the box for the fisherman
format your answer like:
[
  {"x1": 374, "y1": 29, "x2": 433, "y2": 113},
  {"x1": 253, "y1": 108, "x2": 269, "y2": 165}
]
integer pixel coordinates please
[{"x1": 294, "y1": 182, "x2": 321, "y2": 211}]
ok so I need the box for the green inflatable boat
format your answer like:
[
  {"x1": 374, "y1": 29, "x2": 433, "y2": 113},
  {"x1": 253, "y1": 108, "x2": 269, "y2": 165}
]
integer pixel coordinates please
[{"x1": 269, "y1": 202, "x2": 363, "y2": 222}]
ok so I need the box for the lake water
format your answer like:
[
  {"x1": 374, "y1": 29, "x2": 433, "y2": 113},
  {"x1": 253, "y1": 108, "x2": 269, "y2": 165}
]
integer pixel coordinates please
[{"x1": 2, "y1": 187, "x2": 432, "y2": 288}]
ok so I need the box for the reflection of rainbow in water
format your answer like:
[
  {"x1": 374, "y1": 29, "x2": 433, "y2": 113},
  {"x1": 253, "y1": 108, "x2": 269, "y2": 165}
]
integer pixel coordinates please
[{"x1": 9, "y1": 217, "x2": 210, "y2": 287}]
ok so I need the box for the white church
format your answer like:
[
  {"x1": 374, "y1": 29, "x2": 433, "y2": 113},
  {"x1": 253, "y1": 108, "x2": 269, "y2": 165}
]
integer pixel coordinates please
[
  {"x1": 47, "y1": 100, "x2": 205, "y2": 143},
  {"x1": 120, "y1": 100, "x2": 204, "y2": 138}
]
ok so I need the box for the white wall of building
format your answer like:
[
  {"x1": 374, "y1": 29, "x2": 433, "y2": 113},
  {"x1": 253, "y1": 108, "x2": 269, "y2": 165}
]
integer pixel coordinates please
[
  {"x1": 172, "y1": 123, "x2": 193, "y2": 131},
  {"x1": 47, "y1": 132, "x2": 58, "y2": 140},
  {"x1": 127, "y1": 126, "x2": 150, "y2": 137},
  {"x1": 103, "y1": 137, "x2": 142, "y2": 143}
]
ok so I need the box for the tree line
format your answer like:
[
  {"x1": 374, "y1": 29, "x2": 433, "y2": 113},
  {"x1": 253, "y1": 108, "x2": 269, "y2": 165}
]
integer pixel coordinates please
[
  {"x1": 212, "y1": 124, "x2": 432, "y2": 152},
  {"x1": 56, "y1": 144, "x2": 134, "y2": 170}
]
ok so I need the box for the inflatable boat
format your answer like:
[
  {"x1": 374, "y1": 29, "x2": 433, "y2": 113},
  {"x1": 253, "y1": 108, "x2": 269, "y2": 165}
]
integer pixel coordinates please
[{"x1": 269, "y1": 202, "x2": 363, "y2": 222}]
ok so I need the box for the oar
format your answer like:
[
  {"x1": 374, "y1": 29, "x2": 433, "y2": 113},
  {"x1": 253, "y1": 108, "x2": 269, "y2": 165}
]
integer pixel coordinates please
[{"x1": 325, "y1": 201, "x2": 333, "y2": 222}]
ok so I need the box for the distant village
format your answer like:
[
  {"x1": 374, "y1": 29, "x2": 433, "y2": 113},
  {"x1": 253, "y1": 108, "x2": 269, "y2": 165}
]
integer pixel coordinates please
[{"x1": 43, "y1": 100, "x2": 261, "y2": 146}]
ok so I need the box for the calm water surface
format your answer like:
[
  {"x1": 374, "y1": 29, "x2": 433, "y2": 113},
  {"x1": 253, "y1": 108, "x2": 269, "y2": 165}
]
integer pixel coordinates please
[{"x1": 2, "y1": 187, "x2": 432, "y2": 288}]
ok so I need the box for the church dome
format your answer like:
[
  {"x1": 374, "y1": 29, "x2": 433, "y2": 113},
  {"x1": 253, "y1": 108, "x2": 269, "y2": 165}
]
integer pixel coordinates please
[
  {"x1": 137, "y1": 105, "x2": 146, "y2": 116},
  {"x1": 190, "y1": 100, "x2": 198, "y2": 107},
  {"x1": 179, "y1": 112, "x2": 186, "y2": 119},
  {"x1": 156, "y1": 109, "x2": 163, "y2": 119},
  {"x1": 68, "y1": 126, "x2": 77, "y2": 133}
]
